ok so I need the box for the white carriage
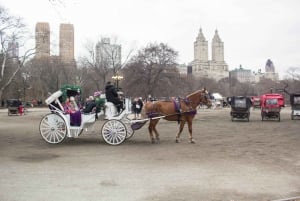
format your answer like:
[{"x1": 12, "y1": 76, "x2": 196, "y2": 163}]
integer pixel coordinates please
[{"x1": 39, "y1": 85, "x2": 143, "y2": 145}]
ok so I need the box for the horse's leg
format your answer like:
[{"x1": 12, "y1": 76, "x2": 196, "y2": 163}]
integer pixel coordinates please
[
  {"x1": 148, "y1": 120, "x2": 155, "y2": 144},
  {"x1": 187, "y1": 118, "x2": 195, "y2": 143},
  {"x1": 152, "y1": 119, "x2": 160, "y2": 143},
  {"x1": 175, "y1": 120, "x2": 186, "y2": 143}
]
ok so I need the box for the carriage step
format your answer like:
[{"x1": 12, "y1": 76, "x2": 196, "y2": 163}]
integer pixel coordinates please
[{"x1": 69, "y1": 127, "x2": 82, "y2": 138}]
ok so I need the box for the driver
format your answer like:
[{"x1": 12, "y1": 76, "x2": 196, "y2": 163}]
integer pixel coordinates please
[{"x1": 105, "y1": 81, "x2": 124, "y2": 114}]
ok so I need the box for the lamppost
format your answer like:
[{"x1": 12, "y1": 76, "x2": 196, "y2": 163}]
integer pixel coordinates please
[
  {"x1": 21, "y1": 72, "x2": 30, "y2": 102},
  {"x1": 112, "y1": 74, "x2": 124, "y2": 91}
]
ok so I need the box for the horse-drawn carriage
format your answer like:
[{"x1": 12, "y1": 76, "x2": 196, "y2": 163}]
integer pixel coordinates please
[
  {"x1": 39, "y1": 85, "x2": 212, "y2": 145},
  {"x1": 39, "y1": 85, "x2": 146, "y2": 145},
  {"x1": 260, "y1": 93, "x2": 284, "y2": 122},
  {"x1": 251, "y1": 96, "x2": 261, "y2": 109},
  {"x1": 290, "y1": 93, "x2": 300, "y2": 120},
  {"x1": 7, "y1": 99, "x2": 22, "y2": 116},
  {"x1": 230, "y1": 96, "x2": 252, "y2": 121}
]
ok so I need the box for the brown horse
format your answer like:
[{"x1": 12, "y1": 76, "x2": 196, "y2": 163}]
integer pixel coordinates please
[{"x1": 143, "y1": 89, "x2": 212, "y2": 143}]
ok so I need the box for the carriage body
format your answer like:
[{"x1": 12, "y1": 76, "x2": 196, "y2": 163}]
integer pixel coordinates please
[
  {"x1": 230, "y1": 96, "x2": 251, "y2": 121},
  {"x1": 260, "y1": 93, "x2": 284, "y2": 121},
  {"x1": 7, "y1": 99, "x2": 21, "y2": 116},
  {"x1": 290, "y1": 93, "x2": 300, "y2": 120},
  {"x1": 39, "y1": 85, "x2": 141, "y2": 145},
  {"x1": 251, "y1": 96, "x2": 261, "y2": 109}
]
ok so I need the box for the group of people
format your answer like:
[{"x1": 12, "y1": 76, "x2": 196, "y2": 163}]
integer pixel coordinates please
[{"x1": 62, "y1": 81, "x2": 145, "y2": 125}]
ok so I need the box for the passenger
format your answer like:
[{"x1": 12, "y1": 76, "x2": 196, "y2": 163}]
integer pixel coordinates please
[
  {"x1": 94, "y1": 91, "x2": 105, "y2": 113},
  {"x1": 82, "y1": 96, "x2": 96, "y2": 113},
  {"x1": 105, "y1": 81, "x2": 124, "y2": 114},
  {"x1": 64, "y1": 96, "x2": 81, "y2": 126}
]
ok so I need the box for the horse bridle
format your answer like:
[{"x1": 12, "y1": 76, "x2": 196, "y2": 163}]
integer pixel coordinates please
[{"x1": 185, "y1": 89, "x2": 210, "y2": 108}]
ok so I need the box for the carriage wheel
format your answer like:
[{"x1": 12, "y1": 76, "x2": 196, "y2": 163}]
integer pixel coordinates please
[
  {"x1": 39, "y1": 113, "x2": 67, "y2": 144},
  {"x1": 278, "y1": 113, "x2": 281, "y2": 122},
  {"x1": 101, "y1": 120, "x2": 127, "y2": 145},
  {"x1": 261, "y1": 112, "x2": 264, "y2": 121},
  {"x1": 122, "y1": 116, "x2": 134, "y2": 139},
  {"x1": 291, "y1": 111, "x2": 294, "y2": 120}
]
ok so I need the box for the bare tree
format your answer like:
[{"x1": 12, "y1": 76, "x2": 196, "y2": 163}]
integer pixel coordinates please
[
  {"x1": 78, "y1": 39, "x2": 108, "y2": 89},
  {"x1": 122, "y1": 42, "x2": 180, "y2": 98},
  {"x1": 78, "y1": 37, "x2": 133, "y2": 92},
  {"x1": 0, "y1": 6, "x2": 34, "y2": 101},
  {"x1": 286, "y1": 66, "x2": 300, "y2": 81}
]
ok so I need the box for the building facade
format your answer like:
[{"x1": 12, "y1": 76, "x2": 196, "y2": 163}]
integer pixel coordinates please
[
  {"x1": 95, "y1": 38, "x2": 121, "y2": 69},
  {"x1": 191, "y1": 28, "x2": 228, "y2": 81},
  {"x1": 263, "y1": 59, "x2": 279, "y2": 81},
  {"x1": 59, "y1": 23, "x2": 74, "y2": 62},
  {"x1": 229, "y1": 65, "x2": 254, "y2": 83},
  {"x1": 35, "y1": 22, "x2": 50, "y2": 58},
  {"x1": 8, "y1": 39, "x2": 19, "y2": 58}
]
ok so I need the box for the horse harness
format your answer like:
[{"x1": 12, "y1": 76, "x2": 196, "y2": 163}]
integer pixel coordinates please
[{"x1": 146, "y1": 97, "x2": 197, "y2": 123}]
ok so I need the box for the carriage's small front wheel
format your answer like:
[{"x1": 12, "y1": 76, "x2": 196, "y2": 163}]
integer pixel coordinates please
[
  {"x1": 101, "y1": 120, "x2": 127, "y2": 145},
  {"x1": 39, "y1": 113, "x2": 67, "y2": 144}
]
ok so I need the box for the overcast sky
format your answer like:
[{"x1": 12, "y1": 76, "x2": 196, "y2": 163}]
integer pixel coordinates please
[{"x1": 2, "y1": 0, "x2": 300, "y2": 78}]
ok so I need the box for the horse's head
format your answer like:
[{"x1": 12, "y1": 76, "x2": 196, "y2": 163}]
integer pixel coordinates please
[
  {"x1": 200, "y1": 88, "x2": 212, "y2": 108},
  {"x1": 186, "y1": 88, "x2": 212, "y2": 109}
]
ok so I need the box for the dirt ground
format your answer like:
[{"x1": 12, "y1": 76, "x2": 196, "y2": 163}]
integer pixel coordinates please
[{"x1": 0, "y1": 107, "x2": 299, "y2": 201}]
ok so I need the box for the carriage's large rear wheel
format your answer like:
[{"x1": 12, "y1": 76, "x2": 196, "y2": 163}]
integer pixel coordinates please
[
  {"x1": 39, "y1": 113, "x2": 67, "y2": 144},
  {"x1": 101, "y1": 120, "x2": 127, "y2": 145}
]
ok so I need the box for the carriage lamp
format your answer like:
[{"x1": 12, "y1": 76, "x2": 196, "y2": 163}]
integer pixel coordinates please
[{"x1": 112, "y1": 74, "x2": 124, "y2": 90}]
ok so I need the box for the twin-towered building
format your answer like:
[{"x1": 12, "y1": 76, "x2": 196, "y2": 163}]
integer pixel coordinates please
[
  {"x1": 35, "y1": 22, "x2": 74, "y2": 63},
  {"x1": 34, "y1": 23, "x2": 279, "y2": 82},
  {"x1": 190, "y1": 28, "x2": 279, "y2": 82},
  {"x1": 191, "y1": 28, "x2": 229, "y2": 81}
]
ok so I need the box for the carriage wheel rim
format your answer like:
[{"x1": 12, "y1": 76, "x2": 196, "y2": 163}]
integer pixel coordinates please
[
  {"x1": 101, "y1": 120, "x2": 127, "y2": 145},
  {"x1": 40, "y1": 113, "x2": 67, "y2": 144}
]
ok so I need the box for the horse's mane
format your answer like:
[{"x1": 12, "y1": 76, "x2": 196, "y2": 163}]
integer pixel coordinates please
[{"x1": 186, "y1": 89, "x2": 205, "y2": 98}]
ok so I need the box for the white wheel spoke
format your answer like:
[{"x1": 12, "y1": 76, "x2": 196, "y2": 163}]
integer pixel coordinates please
[
  {"x1": 101, "y1": 120, "x2": 126, "y2": 145},
  {"x1": 39, "y1": 113, "x2": 67, "y2": 144}
]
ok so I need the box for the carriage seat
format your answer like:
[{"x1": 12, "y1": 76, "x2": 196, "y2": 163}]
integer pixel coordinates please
[{"x1": 104, "y1": 102, "x2": 118, "y2": 119}]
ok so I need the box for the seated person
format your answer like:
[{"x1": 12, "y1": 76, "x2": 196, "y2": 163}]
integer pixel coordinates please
[
  {"x1": 64, "y1": 96, "x2": 81, "y2": 126},
  {"x1": 105, "y1": 81, "x2": 124, "y2": 114},
  {"x1": 82, "y1": 96, "x2": 96, "y2": 113},
  {"x1": 94, "y1": 91, "x2": 105, "y2": 113}
]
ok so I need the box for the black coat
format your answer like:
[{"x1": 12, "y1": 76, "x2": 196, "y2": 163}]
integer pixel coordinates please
[{"x1": 105, "y1": 84, "x2": 118, "y2": 102}]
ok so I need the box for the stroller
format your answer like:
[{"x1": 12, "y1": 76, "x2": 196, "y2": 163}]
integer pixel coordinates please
[{"x1": 230, "y1": 96, "x2": 252, "y2": 122}]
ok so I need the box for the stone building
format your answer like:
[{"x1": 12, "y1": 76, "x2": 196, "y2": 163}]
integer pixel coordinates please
[
  {"x1": 59, "y1": 23, "x2": 75, "y2": 63},
  {"x1": 191, "y1": 28, "x2": 228, "y2": 81},
  {"x1": 35, "y1": 22, "x2": 50, "y2": 58},
  {"x1": 95, "y1": 38, "x2": 121, "y2": 69},
  {"x1": 229, "y1": 65, "x2": 254, "y2": 83},
  {"x1": 263, "y1": 59, "x2": 279, "y2": 81},
  {"x1": 8, "y1": 39, "x2": 19, "y2": 58}
]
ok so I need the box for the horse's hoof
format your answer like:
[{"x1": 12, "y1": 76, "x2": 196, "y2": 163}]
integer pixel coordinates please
[
  {"x1": 175, "y1": 139, "x2": 179, "y2": 143},
  {"x1": 151, "y1": 139, "x2": 155, "y2": 144},
  {"x1": 156, "y1": 138, "x2": 160, "y2": 143},
  {"x1": 190, "y1": 140, "x2": 195, "y2": 144}
]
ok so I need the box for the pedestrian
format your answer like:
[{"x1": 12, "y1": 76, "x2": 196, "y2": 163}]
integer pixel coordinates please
[{"x1": 132, "y1": 97, "x2": 143, "y2": 119}]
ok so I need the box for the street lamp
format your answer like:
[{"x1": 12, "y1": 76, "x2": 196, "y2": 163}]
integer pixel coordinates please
[
  {"x1": 112, "y1": 74, "x2": 124, "y2": 90},
  {"x1": 21, "y1": 72, "x2": 30, "y2": 102}
]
